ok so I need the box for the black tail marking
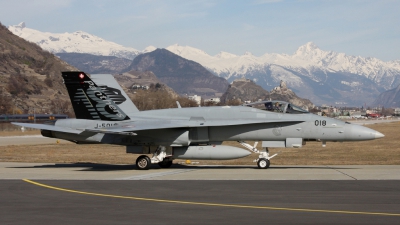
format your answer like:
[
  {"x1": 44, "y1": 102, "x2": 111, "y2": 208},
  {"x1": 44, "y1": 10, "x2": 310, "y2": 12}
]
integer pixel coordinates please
[{"x1": 62, "y1": 71, "x2": 130, "y2": 121}]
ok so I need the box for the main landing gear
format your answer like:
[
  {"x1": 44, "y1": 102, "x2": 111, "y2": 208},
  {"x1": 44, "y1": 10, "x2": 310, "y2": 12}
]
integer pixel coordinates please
[
  {"x1": 135, "y1": 146, "x2": 173, "y2": 170},
  {"x1": 136, "y1": 155, "x2": 151, "y2": 170},
  {"x1": 238, "y1": 141, "x2": 278, "y2": 169}
]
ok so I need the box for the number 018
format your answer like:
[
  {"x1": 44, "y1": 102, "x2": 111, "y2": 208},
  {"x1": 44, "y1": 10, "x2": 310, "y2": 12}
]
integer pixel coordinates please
[{"x1": 315, "y1": 120, "x2": 326, "y2": 126}]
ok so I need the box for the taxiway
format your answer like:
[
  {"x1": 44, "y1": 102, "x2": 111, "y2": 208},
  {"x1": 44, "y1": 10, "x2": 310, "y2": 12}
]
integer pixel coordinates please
[{"x1": 0, "y1": 163, "x2": 400, "y2": 224}]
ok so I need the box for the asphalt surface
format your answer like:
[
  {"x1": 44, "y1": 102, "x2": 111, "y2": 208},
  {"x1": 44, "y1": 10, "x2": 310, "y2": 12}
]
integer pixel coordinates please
[
  {"x1": 0, "y1": 163, "x2": 400, "y2": 224},
  {"x1": 1, "y1": 179, "x2": 399, "y2": 225},
  {"x1": 1, "y1": 162, "x2": 400, "y2": 180}
]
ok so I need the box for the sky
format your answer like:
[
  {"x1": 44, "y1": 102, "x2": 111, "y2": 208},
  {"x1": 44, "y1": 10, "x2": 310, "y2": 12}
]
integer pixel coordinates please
[{"x1": 1, "y1": 0, "x2": 399, "y2": 61}]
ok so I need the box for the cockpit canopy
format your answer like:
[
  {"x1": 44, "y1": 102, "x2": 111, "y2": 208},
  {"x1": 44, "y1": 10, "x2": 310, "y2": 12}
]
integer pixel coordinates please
[{"x1": 244, "y1": 100, "x2": 309, "y2": 114}]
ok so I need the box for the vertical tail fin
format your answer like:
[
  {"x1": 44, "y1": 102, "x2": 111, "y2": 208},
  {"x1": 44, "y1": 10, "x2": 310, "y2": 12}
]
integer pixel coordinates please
[
  {"x1": 62, "y1": 71, "x2": 130, "y2": 121},
  {"x1": 91, "y1": 74, "x2": 139, "y2": 116}
]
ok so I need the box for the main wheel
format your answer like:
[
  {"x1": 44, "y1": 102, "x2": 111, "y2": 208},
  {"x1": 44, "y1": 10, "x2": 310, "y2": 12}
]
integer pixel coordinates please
[
  {"x1": 257, "y1": 158, "x2": 270, "y2": 169},
  {"x1": 158, "y1": 159, "x2": 173, "y2": 168},
  {"x1": 136, "y1": 155, "x2": 151, "y2": 170}
]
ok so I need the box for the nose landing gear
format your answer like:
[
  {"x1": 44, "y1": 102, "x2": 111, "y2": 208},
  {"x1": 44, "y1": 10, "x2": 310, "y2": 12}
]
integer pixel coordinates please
[
  {"x1": 257, "y1": 158, "x2": 270, "y2": 169},
  {"x1": 238, "y1": 141, "x2": 278, "y2": 169}
]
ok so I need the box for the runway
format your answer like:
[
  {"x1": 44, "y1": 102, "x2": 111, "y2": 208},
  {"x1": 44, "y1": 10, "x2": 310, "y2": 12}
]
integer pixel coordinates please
[
  {"x1": 1, "y1": 162, "x2": 400, "y2": 180},
  {"x1": 0, "y1": 163, "x2": 400, "y2": 224},
  {"x1": 1, "y1": 179, "x2": 399, "y2": 225}
]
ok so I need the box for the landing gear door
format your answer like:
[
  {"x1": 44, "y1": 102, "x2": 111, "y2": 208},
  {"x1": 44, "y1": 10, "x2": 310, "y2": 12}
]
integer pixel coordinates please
[
  {"x1": 286, "y1": 138, "x2": 303, "y2": 148},
  {"x1": 190, "y1": 127, "x2": 209, "y2": 142}
]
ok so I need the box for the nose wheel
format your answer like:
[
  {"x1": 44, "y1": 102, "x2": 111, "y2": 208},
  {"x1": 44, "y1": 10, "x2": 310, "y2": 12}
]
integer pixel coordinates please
[
  {"x1": 257, "y1": 158, "x2": 270, "y2": 169},
  {"x1": 238, "y1": 141, "x2": 278, "y2": 169}
]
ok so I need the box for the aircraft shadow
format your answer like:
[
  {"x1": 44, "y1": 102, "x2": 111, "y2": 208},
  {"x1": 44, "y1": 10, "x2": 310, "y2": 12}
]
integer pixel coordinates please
[
  {"x1": 8, "y1": 163, "x2": 136, "y2": 171},
  {"x1": 8, "y1": 163, "x2": 358, "y2": 171},
  {"x1": 170, "y1": 165, "x2": 357, "y2": 170}
]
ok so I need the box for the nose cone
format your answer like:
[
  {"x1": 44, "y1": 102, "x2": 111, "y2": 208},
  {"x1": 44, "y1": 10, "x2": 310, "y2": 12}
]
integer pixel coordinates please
[
  {"x1": 346, "y1": 124, "x2": 385, "y2": 141},
  {"x1": 374, "y1": 131, "x2": 385, "y2": 139}
]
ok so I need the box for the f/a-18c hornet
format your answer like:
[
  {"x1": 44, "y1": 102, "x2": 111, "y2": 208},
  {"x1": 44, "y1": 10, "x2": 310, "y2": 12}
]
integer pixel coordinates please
[{"x1": 13, "y1": 72, "x2": 384, "y2": 170}]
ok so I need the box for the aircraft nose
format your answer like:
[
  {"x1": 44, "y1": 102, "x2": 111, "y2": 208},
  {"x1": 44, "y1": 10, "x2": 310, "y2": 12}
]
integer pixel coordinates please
[
  {"x1": 346, "y1": 124, "x2": 384, "y2": 141},
  {"x1": 374, "y1": 131, "x2": 385, "y2": 139}
]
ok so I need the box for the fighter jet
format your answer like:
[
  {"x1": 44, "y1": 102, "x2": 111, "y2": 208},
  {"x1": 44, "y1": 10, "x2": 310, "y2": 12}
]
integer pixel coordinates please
[{"x1": 13, "y1": 72, "x2": 384, "y2": 170}]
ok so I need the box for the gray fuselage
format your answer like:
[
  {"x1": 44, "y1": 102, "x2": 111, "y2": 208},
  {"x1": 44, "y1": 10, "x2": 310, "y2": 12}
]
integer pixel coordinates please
[{"x1": 49, "y1": 105, "x2": 381, "y2": 147}]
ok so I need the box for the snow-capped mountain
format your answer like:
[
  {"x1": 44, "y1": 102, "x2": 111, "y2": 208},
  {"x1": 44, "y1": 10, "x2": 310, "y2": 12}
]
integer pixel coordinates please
[
  {"x1": 165, "y1": 43, "x2": 400, "y2": 105},
  {"x1": 166, "y1": 43, "x2": 400, "y2": 90},
  {"x1": 8, "y1": 22, "x2": 400, "y2": 105},
  {"x1": 8, "y1": 22, "x2": 140, "y2": 60}
]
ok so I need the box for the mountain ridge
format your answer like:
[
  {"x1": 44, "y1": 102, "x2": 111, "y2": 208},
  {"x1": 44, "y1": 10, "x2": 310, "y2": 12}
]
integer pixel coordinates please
[
  {"x1": 221, "y1": 79, "x2": 314, "y2": 109},
  {"x1": 166, "y1": 42, "x2": 400, "y2": 90},
  {"x1": 372, "y1": 84, "x2": 400, "y2": 108},
  {"x1": 8, "y1": 22, "x2": 140, "y2": 60},
  {"x1": 0, "y1": 22, "x2": 76, "y2": 115},
  {"x1": 127, "y1": 49, "x2": 229, "y2": 98},
  {"x1": 8, "y1": 22, "x2": 400, "y2": 106}
]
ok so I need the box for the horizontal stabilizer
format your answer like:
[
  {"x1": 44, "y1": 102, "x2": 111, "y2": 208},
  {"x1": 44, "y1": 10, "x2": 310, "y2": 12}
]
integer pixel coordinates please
[{"x1": 11, "y1": 122, "x2": 81, "y2": 134}]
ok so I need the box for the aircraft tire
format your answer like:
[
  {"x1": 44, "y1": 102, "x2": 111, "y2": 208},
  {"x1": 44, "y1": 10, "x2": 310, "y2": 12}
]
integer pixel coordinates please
[
  {"x1": 136, "y1": 155, "x2": 151, "y2": 170},
  {"x1": 257, "y1": 158, "x2": 270, "y2": 169},
  {"x1": 158, "y1": 159, "x2": 173, "y2": 168}
]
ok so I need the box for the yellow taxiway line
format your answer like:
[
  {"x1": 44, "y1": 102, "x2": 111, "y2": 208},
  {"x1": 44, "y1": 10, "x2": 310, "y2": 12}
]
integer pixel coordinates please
[{"x1": 23, "y1": 179, "x2": 400, "y2": 217}]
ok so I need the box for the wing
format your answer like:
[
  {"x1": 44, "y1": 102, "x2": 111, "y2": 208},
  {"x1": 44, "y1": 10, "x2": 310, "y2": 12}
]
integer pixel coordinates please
[
  {"x1": 12, "y1": 119, "x2": 304, "y2": 136},
  {"x1": 83, "y1": 118, "x2": 304, "y2": 133}
]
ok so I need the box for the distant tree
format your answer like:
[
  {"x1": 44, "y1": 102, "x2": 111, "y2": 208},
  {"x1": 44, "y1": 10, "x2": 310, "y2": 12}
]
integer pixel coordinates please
[
  {"x1": 382, "y1": 107, "x2": 394, "y2": 116},
  {"x1": 177, "y1": 97, "x2": 197, "y2": 108},
  {"x1": 44, "y1": 74, "x2": 53, "y2": 87},
  {"x1": 308, "y1": 107, "x2": 320, "y2": 115},
  {"x1": 0, "y1": 89, "x2": 12, "y2": 114},
  {"x1": 130, "y1": 89, "x2": 197, "y2": 110},
  {"x1": 8, "y1": 73, "x2": 43, "y2": 96},
  {"x1": 49, "y1": 98, "x2": 74, "y2": 117},
  {"x1": 224, "y1": 99, "x2": 242, "y2": 106},
  {"x1": 7, "y1": 75, "x2": 25, "y2": 95},
  {"x1": 202, "y1": 101, "x2": 219, "y2": 107}
]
